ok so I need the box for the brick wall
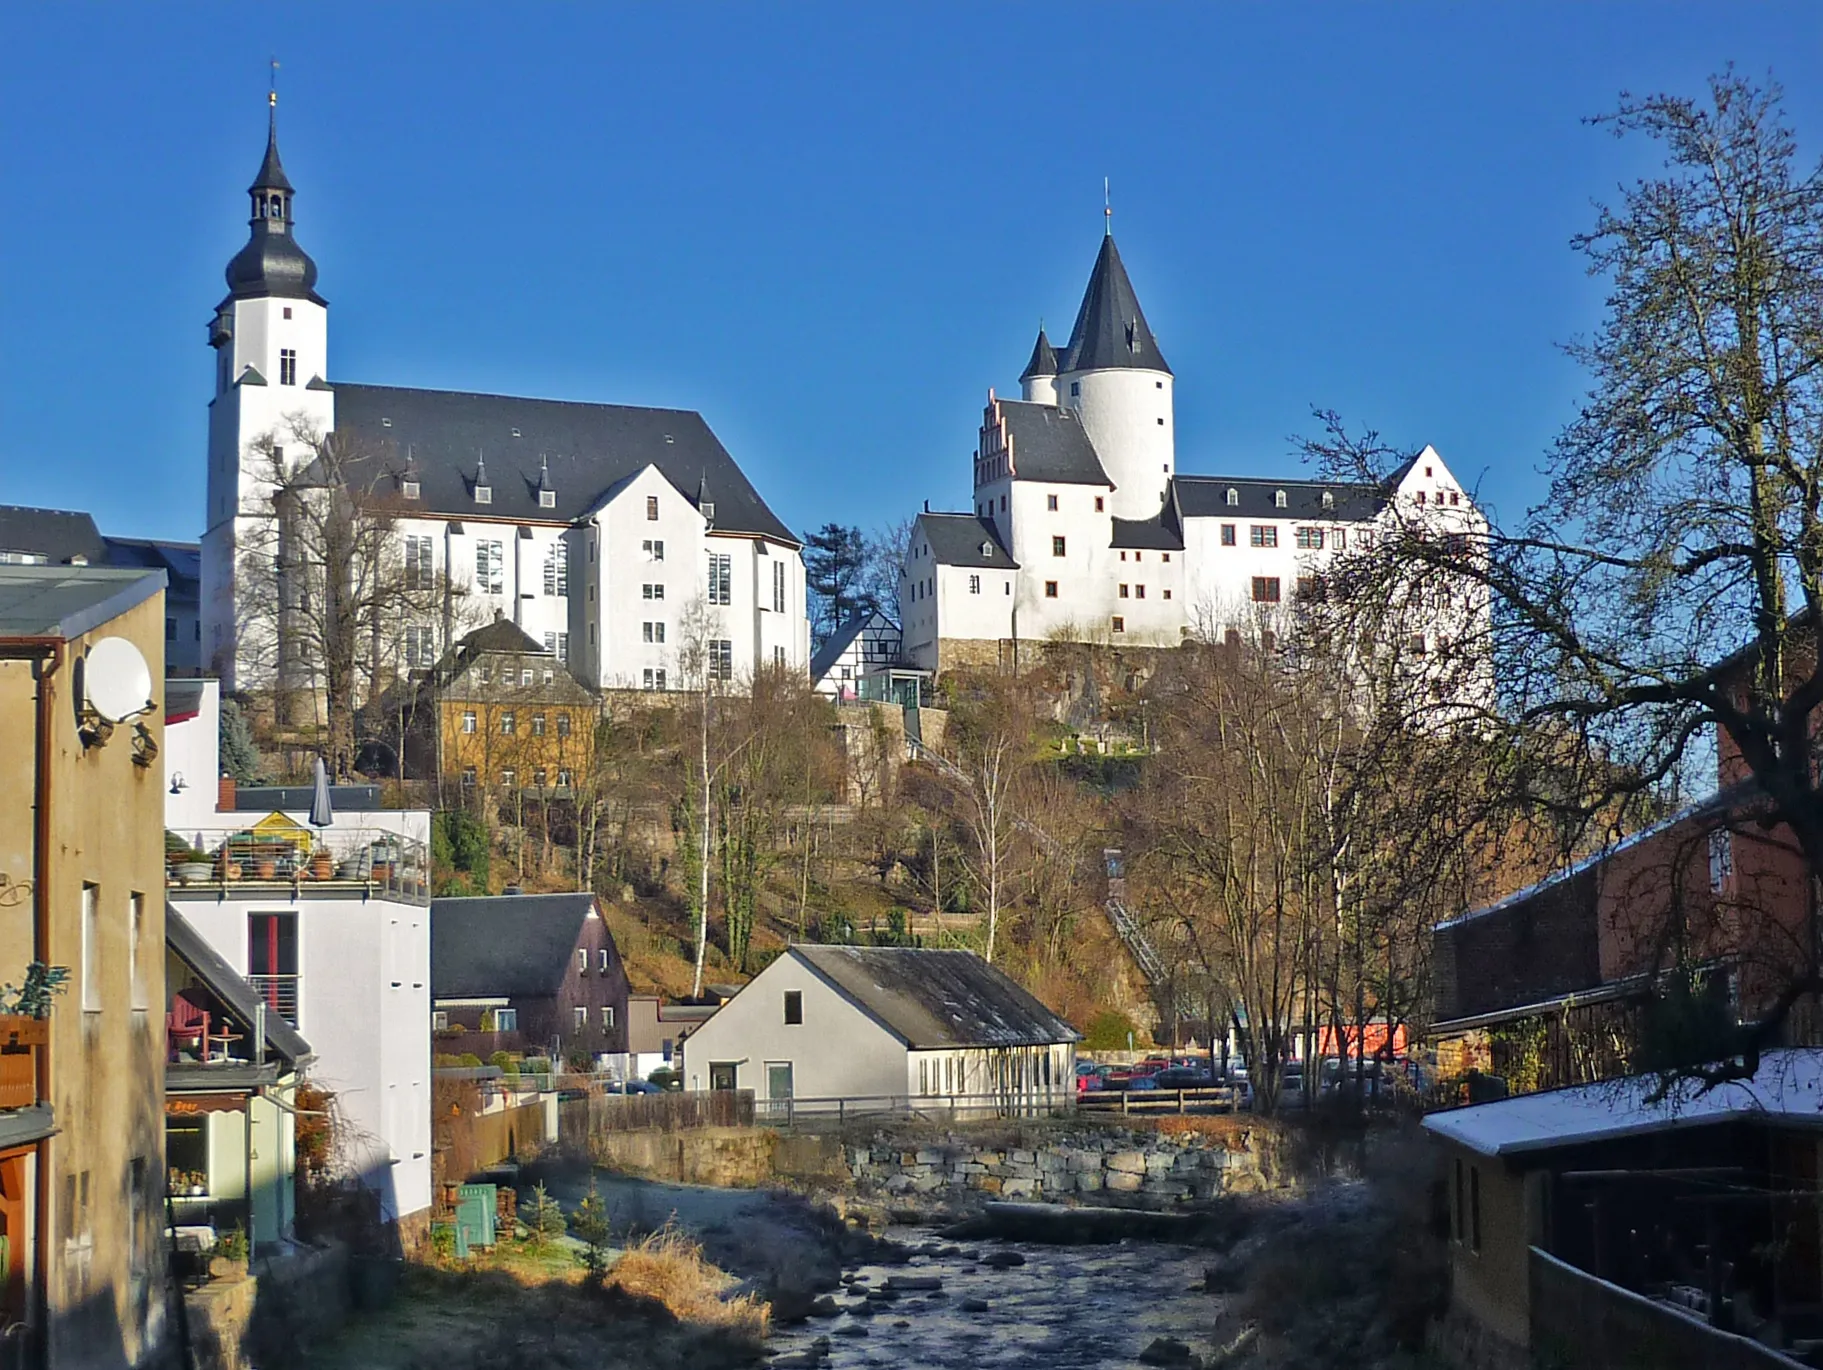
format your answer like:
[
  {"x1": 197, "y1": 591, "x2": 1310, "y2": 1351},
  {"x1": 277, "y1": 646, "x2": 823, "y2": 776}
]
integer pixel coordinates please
[{"x1": 1435, "y1": 867, "x2": 1602, "y2": 1021}]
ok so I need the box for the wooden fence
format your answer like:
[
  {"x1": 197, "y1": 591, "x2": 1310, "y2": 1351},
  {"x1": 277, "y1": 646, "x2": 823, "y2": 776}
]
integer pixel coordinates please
[
  {"x1": 563, "y1": 1088, "x2": 756, "y2": 1136},
  {"x1": 1077, "y1": 1086, "x2": 1240, "y2": 1116}
]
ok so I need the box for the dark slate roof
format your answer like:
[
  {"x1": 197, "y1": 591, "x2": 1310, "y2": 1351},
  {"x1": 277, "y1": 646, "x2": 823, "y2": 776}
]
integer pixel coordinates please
[
  {"x1": 1000, "y1": 401, "x2": 1111, "y2": 486},
  {"x1": 0, "y1": 505, "x2": 106, "y2": 565},
  {"x1": 1173, "y1": 475, "x2": 1386, "y2": 523},
  {"x1": 102, "y1": 538, "x2": 201, "y2": 598},
  {"x1": 222, "y1": 119, "x2": 322, "y2": 305},
  {"x1": 1059, "y1": 234, "x2": 1170, "y2": 376},
  {"x1": 1111, "y1": 513, "x2": 1184, "y2": 551},
  {"x1": 167, "y1": 905, "x2": 313, "y2": 1068},
  {"x1": 252, "y1": 115, "x2": 294, "y2": 194},
  {"x1": 325, "y1": 383, "x2": 797, "y2": 545},
  {"x1": 916, "y1": 513, "x2": 1017, "y2": 569},
  {"x1": 431, "y1": 893, "x2": 600, "y2": 999},
  {"x1": 455, "y1": 618, "x2": 550, "y2": 658},
  {"x1": 791, "y1": 946, "x2": 1080, "y2": 1048},
  {"x1": 810, "y1": 611, "x2": 896, "y2": 679},
  {"x1": 0, "y1": 567, "x2": 164, "y2": 639},
  {"x1": 1019, "y1": 327, "x2": 1057, "y2": 381}
]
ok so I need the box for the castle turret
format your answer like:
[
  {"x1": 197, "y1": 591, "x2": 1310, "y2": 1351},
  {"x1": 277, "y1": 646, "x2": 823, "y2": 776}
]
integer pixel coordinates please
[
  {"x1": 1055, "y1": 233, "x2": 1174, "y2": 521},
  {"x1": 1019, "y1": 326, "x2": 1057, "y2": 405}
]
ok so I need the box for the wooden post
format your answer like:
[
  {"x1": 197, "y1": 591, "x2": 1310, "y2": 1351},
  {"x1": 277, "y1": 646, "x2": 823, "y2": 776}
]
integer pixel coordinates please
[{"x1": 1177, "y1": 1090, "x2": 1186, "y2": 1115}]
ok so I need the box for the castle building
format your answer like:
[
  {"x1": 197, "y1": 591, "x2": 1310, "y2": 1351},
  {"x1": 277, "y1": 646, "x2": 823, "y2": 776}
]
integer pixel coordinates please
[
  {"x1": 201, "y1": 101, "x2": 808, "y2": 697},
  {"x1": 900, "y1": 230, "x2": 1484, "y2": 671}
]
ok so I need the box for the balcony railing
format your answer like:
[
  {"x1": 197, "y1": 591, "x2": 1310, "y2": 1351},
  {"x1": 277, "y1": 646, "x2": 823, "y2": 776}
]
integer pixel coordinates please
[
  {"x1": 167, "y1": 824, "x2": 430, "y2": 905},
  {"x1": 246, "y1": 974, "x2": 300, "y2": 1028}
]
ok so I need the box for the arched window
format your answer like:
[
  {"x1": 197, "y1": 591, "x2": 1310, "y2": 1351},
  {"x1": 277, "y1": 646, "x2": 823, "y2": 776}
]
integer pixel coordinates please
[
  {"x1": 1274, "y1": 490, "x2": 1288, "y2": 509},
  {"x1": 1225, "y1": 488, "x2": 1238, "y2": 507}
]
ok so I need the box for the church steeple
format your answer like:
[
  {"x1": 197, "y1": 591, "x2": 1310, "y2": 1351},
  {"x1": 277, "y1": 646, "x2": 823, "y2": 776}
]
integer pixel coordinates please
[
  {"x1": 222, "y1": 91, "x2": 323, "y2": 305},
  {"x1": 1059, "y1": 234, "x2": 1169, "y2": 376}
]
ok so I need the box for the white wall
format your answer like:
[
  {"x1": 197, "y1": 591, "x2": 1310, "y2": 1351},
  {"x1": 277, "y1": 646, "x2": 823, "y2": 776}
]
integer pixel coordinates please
[
  {"x1": 681, "y1": 951, "x2": 908, "y2": 1101},
  {"x1": 1061, "y1": 366, "x2": 1174, "y2": 521}
]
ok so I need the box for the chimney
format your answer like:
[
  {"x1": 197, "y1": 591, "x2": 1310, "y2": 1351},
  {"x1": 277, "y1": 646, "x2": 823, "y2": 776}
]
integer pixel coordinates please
[{"x1": 218, "y1": 775, "x2": 236, "y2": 812}]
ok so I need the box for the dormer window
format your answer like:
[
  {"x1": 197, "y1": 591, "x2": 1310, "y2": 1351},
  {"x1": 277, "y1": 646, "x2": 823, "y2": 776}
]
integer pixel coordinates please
[
  {"x1": 475, "y1": 485, "x2": 492, "y2": 504},
  {"x1": 1321, "y1": 491, "x2": 1334, "y2": 510},
  {"x1": 1226, "y1": 488, "x2": 1239, "y2": 507},
  {"x1": 539, "y1": 489, "x2": 556, "y2": 509},
  {"x1": 701, "y1": 502, "x2": 715, "y2": 524},
  {"x1": 1274, "y1": 490, "x2": 1288, "y2": 509},
  {"x1": 402, "y1": 480, "x2": 420, "y2": 501},
  {"x1": 979, "y1": 541, "x2": 993, "y2": 556}
]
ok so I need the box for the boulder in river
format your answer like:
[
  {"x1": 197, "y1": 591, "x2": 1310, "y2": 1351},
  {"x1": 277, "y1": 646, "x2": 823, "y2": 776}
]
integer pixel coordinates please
[
  {"x1": 1137, "y1": 1335, "x2": 1201, "y2": 1367},
  {"x1": 959, "y1": 1297, "x2": 991, "y2": 1313},
  {"x1": 981, "y1": 1249, "x2": 1027, "y2": 1269},
  {"x1": 881, "y1": 1275, "x2": 943, "y2": 1292},
  {"x1": 806, "y1": 1295, "x2": 840, "y2": 1318}
]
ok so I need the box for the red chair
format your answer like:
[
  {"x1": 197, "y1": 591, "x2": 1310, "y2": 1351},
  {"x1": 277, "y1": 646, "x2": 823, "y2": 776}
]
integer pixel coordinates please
[{"x1": 166, "y1": 992, "x2": 210, "y2": 1061}]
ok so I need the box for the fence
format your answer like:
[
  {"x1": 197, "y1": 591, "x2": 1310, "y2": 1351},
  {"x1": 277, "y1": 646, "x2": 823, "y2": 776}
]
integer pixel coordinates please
[
  {"x1": 564, "y1": 1089, "x2": 756, "y2": 1136},
  {"x1": 167, "y1": 823, "x2": 432, "y2": 905},
  {"x1": 1077, "y1": 1085, "x2": 1240, "y2": 1116},
  {"x1": 756, "y1": 1091, "x2": 1073, "y2": 1127}
]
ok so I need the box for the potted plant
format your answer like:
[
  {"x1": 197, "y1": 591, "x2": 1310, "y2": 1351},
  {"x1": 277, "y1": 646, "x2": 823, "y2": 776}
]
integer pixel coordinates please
[
  {"x1": 310, "y1": 848, "x2": 334, "y2": 880},
  {"x1": 216, "y1": 846, "x2": 242, "y2": 882},
  {"x1": 167, "y1": 833, "x2": 212, "y2": 885},
  {"x1": 209, "y1": 1224, "x2": 248, "y2": 1280}
]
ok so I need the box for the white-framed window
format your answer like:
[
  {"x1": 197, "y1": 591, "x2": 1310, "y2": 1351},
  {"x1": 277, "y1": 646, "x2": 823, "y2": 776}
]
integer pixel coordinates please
[
  {"x1": 557, "y1": 768, "x2": 573, "y2": 787},
  {"x1": 532, "y1": 714, "x2": 547, "y2": 736},
  {"x1": 461, "y1": 766, "x2": 477, "y2": 788},
  {"x1": 534, "y1": 767, "x2": 547, "y2": 788},
  {"x1": 578, "y1": 949, "x2": 589, "y2": 973},
  {"x1": 495, "y1": 1007, "x2": 517, "y2": 1032},
  {"x1": 556, "y1": 713, "x2": 572, "y2": 737},
  {"x1": 598, "y1": 949, "x2": 611, "y2": 971},
  {"x1": 707, "y1": 553, "x2": 732, "y2": 606},
  {"x1": 968, "y1": 575, "x2": 981, "y2": 594},
  {"x1": 520, "y1": 668, "x2": 533, "y2": 686},
  {"x1": 501, "y1": 712, "x2": 516, "y2": 735},
  {"x1": 432, "y1": 1011, "x2": 449, "y2": 1031},
  {"x1": 643, "y1": 583, "x2": 665, "y2": 600},
  {"x1": 476, "y1": 541, "x2": 504, "y2": 594},
  {"x1": 643, "y1": 539, "x2": 665, "y2": 561},
  {"x1": 646, "y1": 495, "x2": 660, "y2": 521},
  {"x1": 772, "y1": 560, "x2": 786, "y2": 612},
  {"x1": 279, "y1": 348, "x2": 297, "y2": 386},
  {"x1": 574, "y1": 1005, "x2": 588, "y2": 1028},
  {"x1": 643, "y1": 668, "x2": 668, "y2": 691},
  {"x1": 774, "y1": 645, "x2": 786, "y2": 667},
  {"x1": 602, "y1": 1006, "x2": 615, "y2": 1029},
  {"x1": 543, "y1": 545, "x2": 568, "y2": 597},
  {"x1": 708, "y1": 639, "x2": 734, "y2": 682},
  {"x1": 500, "y1": 767, "x2": 516, "y2": 787},
  {"x1": 403, "y1": 624, "x2": 436, "y2": 669},
  {"x1": 404, "y1": 535, "x2": 433, "y2": 589},
  {"x1": 461, "y1": 710, "x2": 477, "y2": 734},
  {"x1": 642, "y1": 622, "x2": 666, "y2": 644}
]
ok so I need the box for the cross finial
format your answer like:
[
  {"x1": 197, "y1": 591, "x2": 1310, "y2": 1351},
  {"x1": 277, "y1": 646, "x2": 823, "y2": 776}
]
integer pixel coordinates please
[{"x1": 1104, "y1": 177, "x2": 1112, "y2": 236}]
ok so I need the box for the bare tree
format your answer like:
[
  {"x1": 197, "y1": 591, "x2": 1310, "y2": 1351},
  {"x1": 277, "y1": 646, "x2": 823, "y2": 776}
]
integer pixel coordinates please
[
  {"x1": 931, "y1": 681, "x2": 1038, "y2": 964},
  {"x1": 1302, "y1": 71, "x2": 1823, "y2": 1086}
]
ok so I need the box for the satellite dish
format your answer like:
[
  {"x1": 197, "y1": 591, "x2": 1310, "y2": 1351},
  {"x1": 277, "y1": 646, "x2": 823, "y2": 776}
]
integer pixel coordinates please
[{"x1": 85, "y1": 638, "x2": 154, "y2": 723}]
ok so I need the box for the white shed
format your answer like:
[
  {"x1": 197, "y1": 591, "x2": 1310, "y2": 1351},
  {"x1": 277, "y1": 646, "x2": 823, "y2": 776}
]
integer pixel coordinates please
[{"x1": 680, "y1": 945, "x2": 1079, "y2": 1116}]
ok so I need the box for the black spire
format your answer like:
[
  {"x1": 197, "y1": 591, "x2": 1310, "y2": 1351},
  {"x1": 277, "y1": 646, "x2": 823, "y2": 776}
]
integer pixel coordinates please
[
  {"x1": 1059, "y1": 235, "x2": 1169, "y2": 375},
  {"x1": 1019, "y1": 327, "x2": 1057, "y2": 381},
  {"x1": 222, "y1": 92, "x2": 323, "y2": 305}
]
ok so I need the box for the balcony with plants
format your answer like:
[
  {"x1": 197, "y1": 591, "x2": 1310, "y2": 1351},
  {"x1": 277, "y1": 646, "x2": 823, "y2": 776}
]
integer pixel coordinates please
[{"x1": 166, "y1": 824, "x2": 430, "y2": 905}]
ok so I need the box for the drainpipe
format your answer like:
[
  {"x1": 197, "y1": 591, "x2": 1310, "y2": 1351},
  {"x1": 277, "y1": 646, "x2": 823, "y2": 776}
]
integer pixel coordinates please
[{"x1": 0, "y1": 637, "x2": 64, "y2": 1370}]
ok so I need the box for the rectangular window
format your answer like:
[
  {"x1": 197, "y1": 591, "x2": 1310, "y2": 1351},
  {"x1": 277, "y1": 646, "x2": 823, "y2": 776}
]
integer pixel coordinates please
[
  {"x1": 579, "y1": 949, "x2": 589, "y2": 973},
  {"x1": 1135, "y1": 585, "x2": 1145, "y2": 599},
  {"x1": 708, "y1": 639, "x2": 733, "y2": 682},
  {"x1": 1119, "y1": 584, "x2": 1129, "y2": 598},
  {"x1": 707, "y1": 553, "x2": 732, "y2": 606},
  {"x1": 598, "y1": 948, "x2": 611, "y2": 972},
  {"x1": 532, "y1": 713, "x2": 546, "y2": 736},
  {"x1": 1251, "y1": 577, "x2": 1281, "y2": 603},
  {"x1": 404, "y1": 535, "x2": 433, "y2": 589},
  {"x1": 602, "y1": 1006, "x2": 615, "y2": 1029},
  {"x1": 1046, "y1": 494, "x2": 1058, "y2": 511},
  {"x1": 432, "y1": 1010, "x2": 449, "y2": 1031},
  {"x1": 1094, "y1": 496, "x2": 1105, "y2": 512},
  {"x1": 968, "y1": 574, "x2": 981, "y2": 595},
  {"x1": 643, "y1": 668, "x2": 656, "y2": 690},
  {"x1": 82, "y1": 883, "x2": 99, "y2": 1012},
  {"x1": 461, "y1": 766, "x2": 477, "y2": 788},
  {"x1": 1163, "y1": 589, "x2": 1172, "y2": 600},
  {"x1": 642, "y1": 583, "x2": 665, "y2": 600},
  {"x1": 784, "y1": 990, "x2": 803, "y2": 1025},
  {"x1": 1334, "y1": 528, "x2": 1347, "y2": 550},
  {"x1": 279, "y1": 348, "x2": 297, "y2": 386},
  {"x1": 1295, "y1": 527, "x2": 1324, "y2": 550},
  {"x1": 404, "y1": 624, "x2": 436, "y2": 668},
  {"x1": 574, "y1": 1006, "x2": 588, "y2": 1028},
  {"x1": 520, "y1": 668, "x2": 534, "y2": 687},
  {"x1": 556, "y1": 712, "x2": 571, "y2": 737},
  {"x1": 129, "y1": 892, "x2": 146, "y2": 1010},
  {"x1": 542, "y1": 545, "x2": 568, "y2": 597},
  {"x1": 558, "y1": 767, "x2": 573, "y2": 787},
  {"x1": 1111, "y1": 616, "x2": 1125, "y2": 633},
  {"x1": 461, "y1": 710, "x2": 477, "y2": 734},
  {"x1": 1044, "y1": 581, "x2": 1058, "y2": 598},
  {"x1": 475, "y1": 541, "x2": 504, "y2": 594},
  {"x1": 1249, "y1": 525, "x2": 1278, "y2": 548},
  {"x1": 496, "y1": 1007, "x2": 517, "y2": 1032},
  {"x1": 500, "y1": 767, "x2": 516, "y2": 787},
  {"x1": 646, "y1": 495, "x2": 659, "y2": 520},
  {"x1": 642, "y1": 622, "x2": 666, "y2": 644},
  {"x1": 643, "y1": 539, "x2": 665, "y2": 561},
  {"x1": 501, "y1": 711, "x2": 516, "y2": 735},
  {"x1": 772, "y1": 560, "x2": 786, "y2": 613},
  {"x1": 1220, "y1": 524, "x2": 1236, "y2": 547},
  {"x1": 1051, "y1": 535, "x2": 1066, "y2": 557}
]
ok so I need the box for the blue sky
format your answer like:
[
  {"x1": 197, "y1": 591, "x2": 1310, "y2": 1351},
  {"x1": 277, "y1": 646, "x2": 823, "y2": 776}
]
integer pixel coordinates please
[{"x1": 3, "y1": 5, "x2": 1820, "y2": 546}]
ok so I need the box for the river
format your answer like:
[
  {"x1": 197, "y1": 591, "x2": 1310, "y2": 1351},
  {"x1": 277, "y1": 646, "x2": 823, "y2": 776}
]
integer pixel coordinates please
[{"x1": 765, "y1": 1225, "x2": 1221, "y2": 1369}]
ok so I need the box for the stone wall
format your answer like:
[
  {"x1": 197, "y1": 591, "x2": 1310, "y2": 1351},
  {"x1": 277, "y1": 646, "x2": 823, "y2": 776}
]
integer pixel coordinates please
[
  {"x1": 844, "y1": 1124, "x2": 1281, "y2": 1204},
  {"x1": 184, "y1": 1242, "x2": 354, "y2": 1370}
]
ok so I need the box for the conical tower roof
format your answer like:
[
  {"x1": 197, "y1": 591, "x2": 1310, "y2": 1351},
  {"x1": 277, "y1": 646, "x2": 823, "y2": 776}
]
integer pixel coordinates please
[
  {"x1": 1060, "y1": 235, "x2": 1169, "y2": 375},
  {"x1": 251, "y1": 108, "x2": 294, "y2": 194},
  {"x1": 1019, "y1": 327, "x2": 1057, "y2": 381}
]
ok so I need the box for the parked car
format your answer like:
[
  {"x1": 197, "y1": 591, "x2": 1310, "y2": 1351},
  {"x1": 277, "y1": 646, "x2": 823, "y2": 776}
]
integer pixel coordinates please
[
  {"x1": 1076, "y1": 1073, "x2": 1104, "y2": 1093},
  {"x1": 1122, "y1": 1075, "x2": 1159, "y2": 1091},
  {"x1": 1151, "y1": 1067, "x2": 1217, "y2": 1089}
]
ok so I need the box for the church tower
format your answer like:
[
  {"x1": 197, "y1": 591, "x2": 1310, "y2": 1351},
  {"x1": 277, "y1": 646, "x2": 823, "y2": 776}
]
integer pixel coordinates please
[
  {"x1": 1054, "y1": 232, "x2": 1174, "y2": 521},
  {"x1": 201, "y1": 93, "x2": 335, "y2": 684}
]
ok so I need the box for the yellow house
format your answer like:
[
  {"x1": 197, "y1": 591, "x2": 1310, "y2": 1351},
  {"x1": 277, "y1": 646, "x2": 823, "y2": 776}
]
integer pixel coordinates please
[
  {"x1": 417, "y1": 619, "x2": 596, "y2": 799},
  {"x1": 0, "y1": 566, "x2": 170, "y2": 1366}
]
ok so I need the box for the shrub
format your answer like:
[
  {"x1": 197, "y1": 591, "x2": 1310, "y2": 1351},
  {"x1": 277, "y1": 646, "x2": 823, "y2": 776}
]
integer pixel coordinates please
[
  {"x1": 1081, "y1": 1009, "x2": 1147, "y2": 1051},
  {"x1": 570, "y1": 1181, "x2": 612, "y2": 1285},
  {"x1": 524, "y1": 1182, "x2": 566, "y2": 1245},
  {"x1": 457, "y1": 1053, "x2": 483, "y2": 1068},
  {"x1": 609, "y1": 1225, "x2": 767, "y2": 1342}
]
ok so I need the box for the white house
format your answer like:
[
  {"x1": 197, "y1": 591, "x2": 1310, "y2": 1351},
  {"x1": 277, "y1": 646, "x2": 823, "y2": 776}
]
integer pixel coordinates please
[
  {"x1": 200, "y1": 99, "x2": 809, "y2": 697},
  {"x1": 902, "y1": 230, "x2": 1487, "y2": 670},
  {"x1": 809, "y1": 611, "x2": 903, "y2": 701},
  {"x1": 681, "y1": 945, "x2": 1079, "y2": 1116},
  {"x1": 164, "y1": 678, "x2": 433, "y2": 1239}
]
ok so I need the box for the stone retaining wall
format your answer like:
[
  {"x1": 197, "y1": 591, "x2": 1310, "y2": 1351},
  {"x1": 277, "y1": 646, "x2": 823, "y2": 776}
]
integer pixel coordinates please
[{"x1": 846, "y1": 1125, "x2": 1279, "y2": 1204}]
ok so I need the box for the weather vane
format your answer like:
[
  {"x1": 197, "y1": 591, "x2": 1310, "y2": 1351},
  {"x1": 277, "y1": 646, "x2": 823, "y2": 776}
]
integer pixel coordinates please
[{"x1": 269, "y1": 56, "x2": 279, "y2": 110}]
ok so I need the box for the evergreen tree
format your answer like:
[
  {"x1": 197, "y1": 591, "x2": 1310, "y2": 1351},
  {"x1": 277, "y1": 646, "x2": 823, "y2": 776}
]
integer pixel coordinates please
[
  {"x1": 802, "y1": 523, "x2": 872, "y2": 643},
  {"x1": 219, "y1": 697, "x2": 262, "y2": 783},
  {"x1": 570, "y1": 1181, "x2": 612, "y2": 1284}
]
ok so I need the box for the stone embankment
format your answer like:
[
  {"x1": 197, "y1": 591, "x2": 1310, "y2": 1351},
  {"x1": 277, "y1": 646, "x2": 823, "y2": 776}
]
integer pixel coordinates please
[{"x1": 846, "y1": 1123, "x2": 1284, "y2": 1206}]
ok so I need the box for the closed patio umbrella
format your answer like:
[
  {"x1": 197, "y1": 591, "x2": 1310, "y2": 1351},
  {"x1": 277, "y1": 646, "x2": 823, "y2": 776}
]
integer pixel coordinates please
[{"x1": 309, "y1": 756, "x2": 334, "y2": 829}]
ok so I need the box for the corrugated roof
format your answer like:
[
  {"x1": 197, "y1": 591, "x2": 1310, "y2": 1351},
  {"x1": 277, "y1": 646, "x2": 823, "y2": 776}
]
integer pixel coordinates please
[
  {"x1": 1000, "y1": 401, "x2": 1111, "y2": 487},
  {"x1": 1423, "y1": 1047, "x2": 1823, "y2": 1159},
  {"x1": 431, "y1": 893, "x2": 599, "y2": 999},
  {"x1": 0, "y1": 566, "x2": 164, "y2": 640},
  {"x1": 326, "y1": 383, "x2": 797, "y2": 545},
  {"x1": 916, "y1": 513, "x2": 1018, "y2": 570},
  {"x1": 791, "y1": 945, "x2": 1079, "y2": 1048}
]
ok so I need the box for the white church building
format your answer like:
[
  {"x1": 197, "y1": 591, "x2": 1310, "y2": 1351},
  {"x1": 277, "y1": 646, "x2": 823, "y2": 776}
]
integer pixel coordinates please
[
  {"x1": 201, "y1": 101, "x2": 809, "y2": 695},
  {"x1": 900, "y1": 230, "x2": 1484, "y2": 671}
]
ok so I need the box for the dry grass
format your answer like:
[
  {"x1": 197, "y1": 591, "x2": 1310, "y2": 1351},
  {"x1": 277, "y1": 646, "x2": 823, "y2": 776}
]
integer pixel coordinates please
[{"x1": 608, "y1": 1226, "x2": 770, "y2": 1340}]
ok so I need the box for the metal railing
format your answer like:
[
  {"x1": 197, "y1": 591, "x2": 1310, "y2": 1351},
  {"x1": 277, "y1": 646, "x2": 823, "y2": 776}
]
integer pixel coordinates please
[
  {"x1": 166, "y1": 824, "x2": 431, "y2": 905},
  {"x1": 246, "y1": 974, "x2": 300, "y2": 1028}
]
